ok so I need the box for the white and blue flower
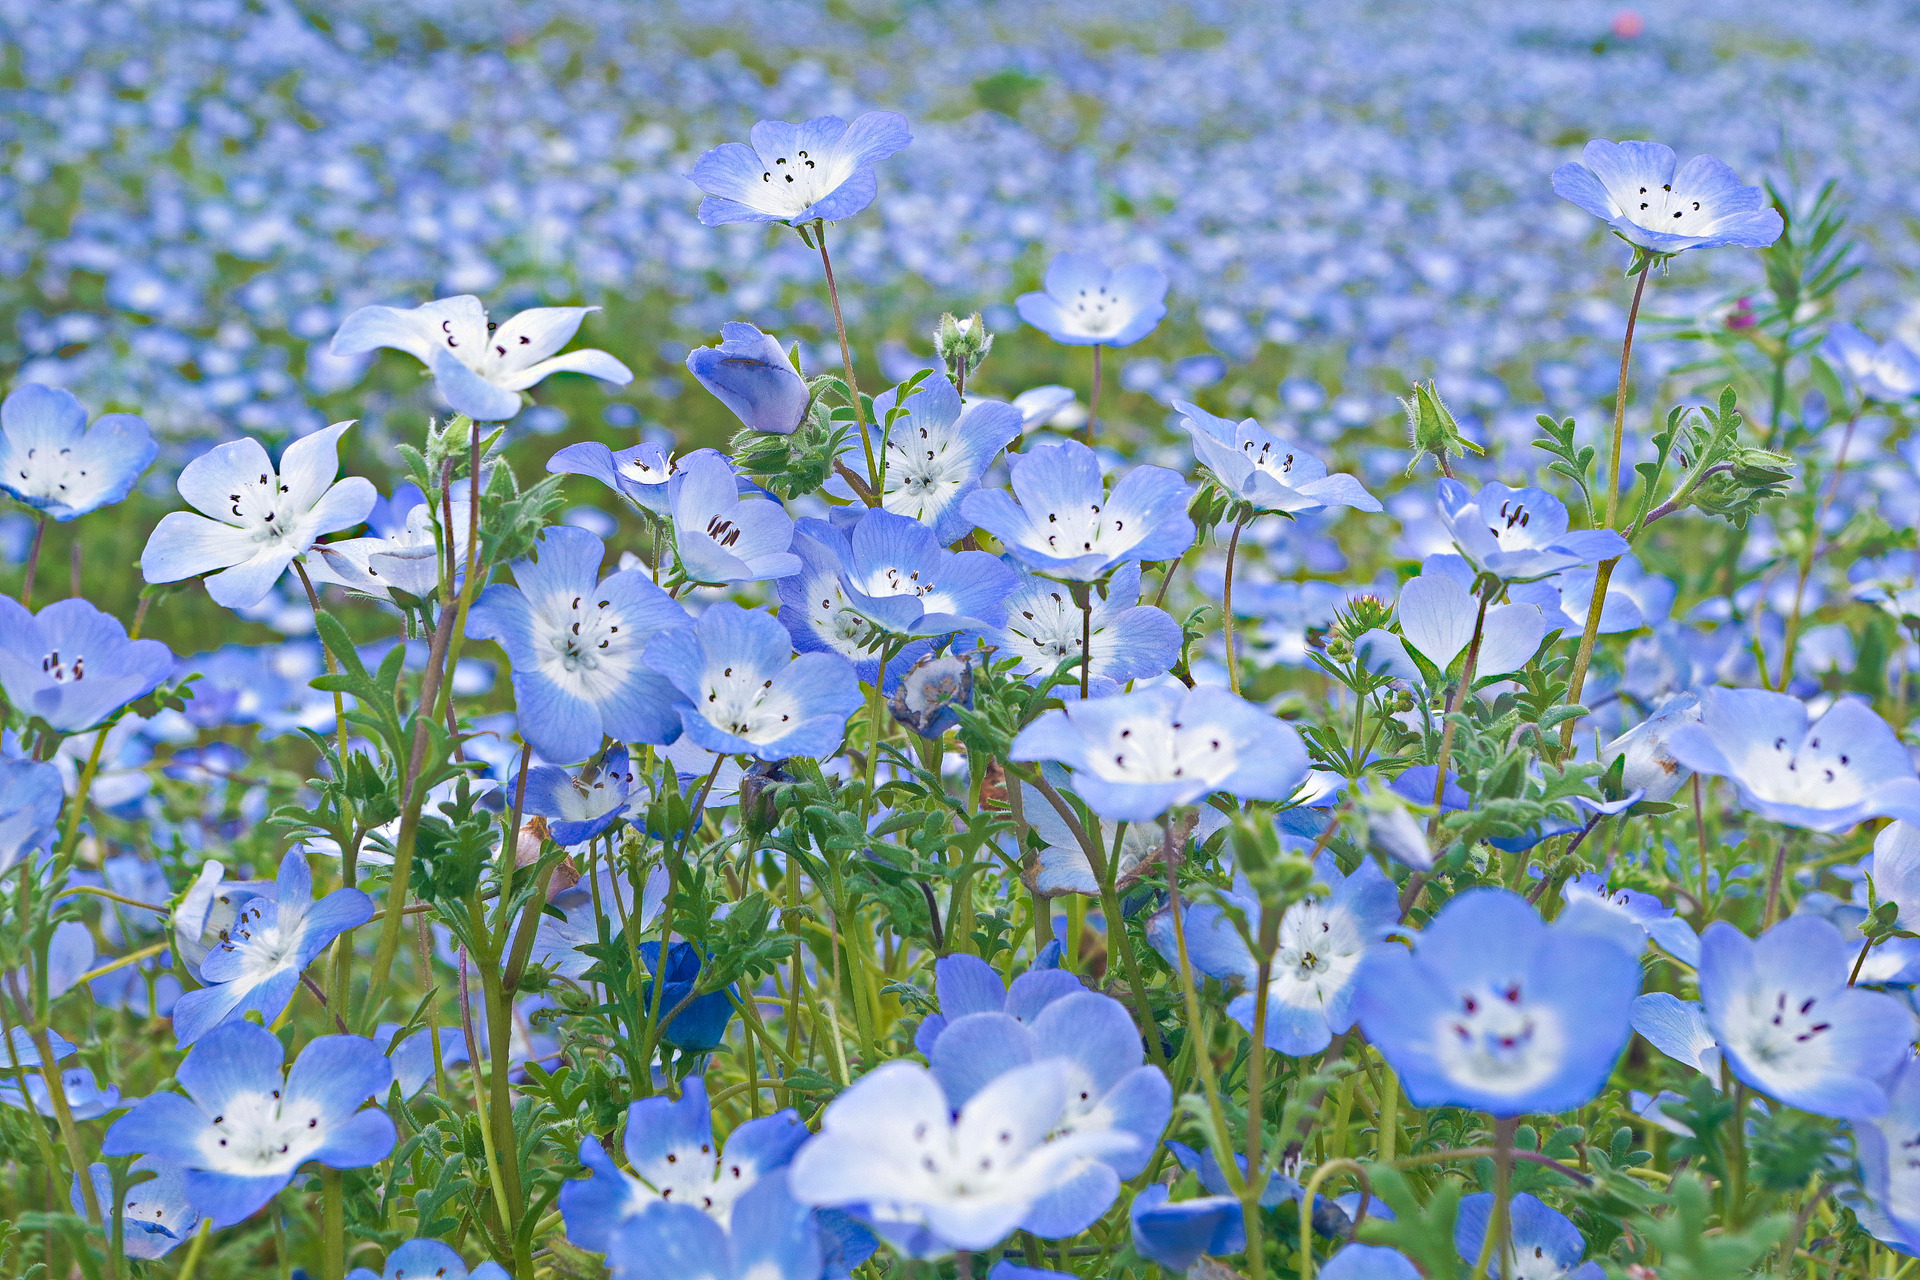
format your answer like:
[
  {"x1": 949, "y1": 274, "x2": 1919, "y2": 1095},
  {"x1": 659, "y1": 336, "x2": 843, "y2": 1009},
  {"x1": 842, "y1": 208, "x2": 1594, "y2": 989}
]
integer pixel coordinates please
[
  {"x1": 689, "y1": 113, "x2": 912, "y2": 227},
  {"x1": 961, "y1": 442, "x2": 1193, "y2": 582},
  {"x1": 0, "y1": 384, "x2": 155, "y2": 522}
]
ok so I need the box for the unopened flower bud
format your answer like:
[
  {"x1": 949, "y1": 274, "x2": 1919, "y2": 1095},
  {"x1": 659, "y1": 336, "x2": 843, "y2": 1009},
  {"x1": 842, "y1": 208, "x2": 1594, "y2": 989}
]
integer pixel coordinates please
[{"x1": 934, "y1": 312, "x2": 994, "y2": 381}]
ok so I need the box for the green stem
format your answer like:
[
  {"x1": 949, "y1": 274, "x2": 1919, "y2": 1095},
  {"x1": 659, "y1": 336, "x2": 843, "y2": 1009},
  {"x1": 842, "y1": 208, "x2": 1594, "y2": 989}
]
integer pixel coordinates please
[
  {"x1": 1468, "y1": 1116, "x2": 1519, "y2": 1280},
  {"x1": 1224, "y1": 515, "x2": 1248, "y2": 696},
  {"x1": 1427, "y1": 589, "x2": 1491, "y2": 840},
  {"x1": 1083, "y1": 345, "x2": 1103, "y2": 448},
  {"x1": 815, "y1": 223, "x2": 878, "y2": 493}
]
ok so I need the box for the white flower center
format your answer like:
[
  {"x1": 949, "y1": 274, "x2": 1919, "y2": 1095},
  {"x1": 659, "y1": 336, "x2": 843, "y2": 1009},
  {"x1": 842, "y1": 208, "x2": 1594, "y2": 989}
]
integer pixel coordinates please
[
  {"x1": 40, "y1": 649, "x2": 87, "y2": 683},
  {"x1": 535, "y1": 592, "x2": 639, "y2": 701},
  {"x1": 751, "y1": 145, "x2": 856, "y2": 218},
  {"x1": 884, "y1": 421, "x2": 969, "y2": 512},
  {"x1": 703, "y1": 662, "x2": 800, "y2": 744},
  {"x1": 1485, "y1": 498, "x2": 1536, "y2": 545},
  {"x1": 806, "y1": 580, "x2": 876, "y2": 660},
  {"x1": 1083, "y1": 713, "x2": 1239, "y2": 787},
  {"x1": 1061, "y1": 284, "x2": 1129, "y2": 338},
  {"x1": 9, "y1": 444, "x2": 92, "y2": 506},
  {"x1": 1270, "y1": 898, "x2": 1364, "y2": 1007},
  {"x1": 223, "y1": 468, "x2": 296, "y2": 542},
  {"x1": 1029, "y1": 498, "x2": 1141, "y2": 561},
  {"x1": 1724, "y1": 987, "x2": 1835, "y2": 1081},
  {"x1": 1431, "y1": 981, "x2": 1566, "y2": 1098},
  {"x1": 196, "y1": 1088, "x2": 327, "y2": 1176},
  {"x1": 1616, "y1": 178, "x2": 1719, "y2": 237}
]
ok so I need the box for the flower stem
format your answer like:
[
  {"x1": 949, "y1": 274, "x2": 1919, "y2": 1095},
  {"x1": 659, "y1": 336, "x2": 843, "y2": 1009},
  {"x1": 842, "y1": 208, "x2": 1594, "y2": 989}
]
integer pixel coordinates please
[
  {"x1": 1223, "y1": 514, "x2": 1248, "y2": 695},
  {"x1": 1779, "y1": 409, "x2": 1861, "y2": 688},
  {"x1": 20, "y1": 513, "x2": 46, "y2": 609},
  {"x1": 1083, "y1": 345, "x2": 1103, "y2": 448},
  {"x1": 1468, "y1": 1116, "x2": 1520, "y2": 1280},
  {"x1": 815, "y1": 223, "x2": 878, "y2": 493},
  {"x1": 1069, "y1": 581, "x2": 1093, "y2": 699},
  {"x1": 1427, "y1": 588, "x2": 1491, "y2": 841}
]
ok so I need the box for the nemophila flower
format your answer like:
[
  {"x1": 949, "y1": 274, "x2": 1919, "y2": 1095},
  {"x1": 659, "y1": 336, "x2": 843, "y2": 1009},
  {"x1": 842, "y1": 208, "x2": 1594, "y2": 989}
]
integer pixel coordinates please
[
  {"x1": 848, "y1": 377, "x2": 1022, "y2": 542},
  {"x1": 961, "y1": 442, "x2": 1193, "y2": 582},
  {"x1": 685, "y1": 323, "x2": 811, "y2": 435},
  {"x1": 1455, "y1": 1193, "x2": 1602, "y2": 1280},
  {"x1": 777, "y1": 510, "x2": 1016, "y2": 684},
  {"x1": 1697, "y1": 914, "x2": 1913, "y2": 1118},
  {"x1": 640, "y1": 940, "x2": 737, "y2": 1052},
  {"x1": 549, "y1": 443, "x2": 746, "y2": 517},
  {"x1": 645, "y1": 600, "x2": 861, "y2": 761},
  {"x1": 1551, "y1": 140, "x2": 1784, "y2": 255},
  {"x1": 1319, "y1": 1244, "x2": 1422, "y2": 1280},
  {"x1": 787, "y1": 1059, "x2": 1135, "y2": 1256},
  {"x1": 347, "y1": 1238, "x2": 510, "y2": 1280},
  {"x1": 1149, "y1": 852, "x2": 1398, "y2": 1056},
  {"x1": 888, "y1": 653, "x2": 973, "y2": 736},
  {"x1": 0, "y1": 758, "x2": 64, "y2": 873},
  {"x1": 1354, "y1": 559, "x2": 1544, "y2": 685},
  {"x1": 971, "y1": 563, "x2": 1181, "y2": 699},
  {"x1": 1015, "y1": 789, "x2": 1227, "y2": 898},
  {"x1": 309, "y1": 493, "x2": 471, "y2": 603},
  {"x1": 1556, "y1": 874, "x2": 1699, "y2": 964},
  {"x1": 1015, "y1": 253, "x2": 1169, "y2": 348},
  {"x1": 466, "y1": 526, "x2": 691, "y2": 764},
  {"x1": 1665, "y1": 687, "x2": 1920, "y2": 832},
  {"x1": 171, "y1": 860, "x2": 275, "y2": 979},
  {"x1": 913, "y1": 953, "x2": 1084, "y2": 1056},
  {"x1": 1353, "y1": 888, "x2": 1641, "y2": 1116},
  {"x1": 1010, "y1": 685, "x2": 1310, "y2": 822},
  {"x1": 560, "y1": 1075, "x2": 807, "y2": 1250},
  {"x1": 689, "y1": 111, "x2": 912, "y2": 227},
  {"x1": 372, "y1": 1024, "x2": 470, "y2": 1098},
  {"x1": 74, "y1": 1160, "x2": 201, "y2": 1260},
  {"x1": 2, "y1": 1062, "x2": 124, "y2": 1119},
  {"x1": 1852, "y1": 1058, "x2": 1920, "y2": 1252},
  {"x1": 1822, "y1": 323, "x2": 1920, "y2": 403},
  {"x1": 522, "y1": 746, "x2": 638, "y2": 848},
  {"x1": 0, "y1": 384, "x2": 155, "y2": 521},
  {"x1": 1175, "y1": 400, "x2": 1381, "y2": 514},
  {"x1": 1128, "y1": 1184, "x2": 1243, "y2": 1272},
  {"x1": 605, "y1": 1178, "x2": 822, "y2": 1280},
  {"x1": 169, "y1": 849, "x2": 374, "y2": 1047},
  {"x1": 1510, "y1": 566, "x2": 1645, "y2": 635},
  {"x1": 1013, "y1": 386, "x2": 1076, "y2": 429},
  {"x1": 331, "y1": 296, "x2": 632, "y2": 422},
  {"x1": 1600, "y1": 693, "x2": 1701, "y2": 803},
  {"x1": 1435, "y1": 480, "x2": 1628, "y2": 582},
  {"x1": 668, "y1": 451, "x2": 799, "y2": 584},
  {"x1": 101, "y1": 1022, "x2": 395, "y2": 1227},
  {"x1": 140, "y1": 420, "x2": 378, "y2": 609},
  {"x1": 534, "y1": 865, "x2": 667, "y2": 980},
  {"x1": 0, "y1": 598, "x2": 172, "y2": 733}
]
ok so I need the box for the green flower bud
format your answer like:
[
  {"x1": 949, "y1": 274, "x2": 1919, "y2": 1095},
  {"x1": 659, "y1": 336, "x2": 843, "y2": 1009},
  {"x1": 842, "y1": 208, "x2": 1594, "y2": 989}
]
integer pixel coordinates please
[
  {"x1": 934, "y1": 312, "x2": 994, "y2": 380},
  {"x1": 1401, "y1": 380, "x2": 1484, "y2": 477}
]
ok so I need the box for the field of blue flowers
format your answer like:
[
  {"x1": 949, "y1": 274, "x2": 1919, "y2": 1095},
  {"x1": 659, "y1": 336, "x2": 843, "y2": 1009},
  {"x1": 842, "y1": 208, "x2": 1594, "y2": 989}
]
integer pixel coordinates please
[{"x1": 9, "y1": 2, "x2": 1920, "y2": 1278}]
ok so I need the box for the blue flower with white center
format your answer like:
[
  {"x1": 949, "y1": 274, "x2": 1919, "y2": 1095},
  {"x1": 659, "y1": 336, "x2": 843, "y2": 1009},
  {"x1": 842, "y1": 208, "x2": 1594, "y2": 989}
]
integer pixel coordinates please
[
  {"x1": 331, "y1": 296, "x2": 632, "y2": 422},
  {"x1": 645, "y1": 600, "x2": 861, "y2": 762},
  {"x1": 606, "y1": 1177, "x2": 822, "y2": 1280},
  {"x1": 521, "y1": 745, "x2": 638, "y2": 849},
  {"x1": 1010, "y1": 685, "x2": 1309, "y2": 823},
  {"x1": 549, "y1": 439, "x2": 677, "y2": 514},
  {"x1": 0, "y1": 598, "x2": 172, "y2": 733},
  {"x1": 1353, "y1": 888, "x2": 1641, "y2": 1116},
  {"x1": 1176, "y1": 400, "x2": 1381, "y2": 515},
  {"x1": 533, "y1": 865, "x2": 666, "y2": 981},
  {"x1": 1600, "y1": 693, "x2": 1701, "y2": 804},
  {"x1": 1852, "y1": 1058, "x2": 1920, "y2": 1253},
  {"x1": 639, "y1": 941, "x2": 736, "y2": 1052},
  {"x1": 171, "y1": 860, "x2": 275, "y2": 980},
  {"x1": 787, "y1": 1059, "x2": 1136, "y2": 1257},
  {"x1": 1556, "y1": 874, "x2": 1699, "y2": 965},
  {"x1": 168, "y1": 849, "x2": 373, "y2": 1047},
  {"x1": 1148, "y1": 852, "x2": 1398, "y2": 1056},
  {"x1": 912, "y1": 953, "x2": 1085, "y2": 1056},
  {"x1": 560, "y1": 1075, "x2": 807, "y2": 1250},
  {"x1": 1509, "y1": 565, "x2": 1646, "y2": 636},
  {"x1": 101, "y1": 1021, "x2": 395, "y2": 1228},
  {"x1": 465, "y1": 526, "x2": 692, "y2": 764},
  {"x1": 0, "y1": 758, "x2": 64, "y2": 875},
  {"x1": 347, "y1": 1238, "x2": 510, "y2": 1280},
  {"x1": 685, "y1": 323, "x2": 811, "y2": 435},
  {"x1": 776, "y1": 510, "x2": 1016, "y2": 685},
  {"x1": 140, "y1": 420, "x2": 378, "y2": 609},
  {"x1": 1454, "y1": 1192, "x2": 1603, "y2": 1280},
  {"x1": 307, "y1": 490, "x2": 470, "y2": 604},
  {"x1": 2, "y1": 1062, "x2": 124, "y2": 1119},
  {"x1": 1665, "y1": 687, "x2": 1920, "y2": 832},
  {"x1": 1319, "y1": 1244, "x2": 1422, "y2": 1280},
  {"x1": 925, "y1": 988, "x2": 1170, "y2": 1236},
  {"x1": 1822, "y1": 323, "x2": 1920, "y2": 403},
  {"x1": 1434, "y1": 480, "x2": 1628, "y2": 582},
  {"x1": 73, "y1": 1160, "x2": 201, "y2": 1260},
  {"x1": 1015, "y1": 253, "x2": 1168, "y2": 348},
  {"x1": 961, "y1": 442, "x2": 1194, "y2": 582},
  {"x1": 832, "y1": 378, "x2": 1022, "y2": 543},
  {"x1": 1698, "y1": 914, "x2": 1914, "y2": 1119},
  {"x1": 970, "y1": 563, "x2": 1181, "y2": 699},
  {"x1": 1551, "y1": 140, "x2": 1784, "y2": 255},
  {"x1": 689, "y1": 112, "x2": 912, "y2": 227},
  {"x1": 1629, "y1": 993, "x2": 1722, "y2": 1079},
  {"x1": 1128, "y1": 1183, "x2": 1244, "y2": 1273},
  {"x1": 372, "y1": 1024, "x2": 471, "y2": 1099},
  {"x1": 1352, "y1": 558, "x2": 1545, "y2": 686},
  {"x1": 0, "y1": 385, "x2": 155, "y2": 522},
  {"x1": 667, "y1": 451, "x2": 800, "y2": 584}
]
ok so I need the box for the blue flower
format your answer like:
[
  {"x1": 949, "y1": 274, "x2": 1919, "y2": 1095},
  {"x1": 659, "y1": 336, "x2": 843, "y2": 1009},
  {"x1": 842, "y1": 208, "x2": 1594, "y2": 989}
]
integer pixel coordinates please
[
  {"x1": 1853, "y1": 1058, "x2": 1920, "y2": 1252},
  {"x1": 0, "y1": 598, "x2": 172, "y2": 733},
  {"x1": 169, "y1": 849, "x2": 373, "y2": 1046},
  {"x1": 606, "y1": 1178, "x2": 822, "y2": 1280},
  {"x1": 925, "y1": 987, "x2": 1171, "y2": 1236},
  {"x1": 1629, "y1": 993, "x2": 1722, "y2": 1078},
  {"x1": 347, "y1": 1239, "x2": 509, "y2": 1280},
  {"x1": 639, "y1": 941, "x2": 736, "y2": 1052},
  {"x1": 1319, "y1": 1244, "x2": 1423, "y2": 1280},
  {"x1": 1697, "y1": 914, "x2": 1913, "y2": 1119},
  {"x1": 0, "y1": 384, "x2": 155, "y2": 521},
  {"x1": 140, "y1": 420, "x2": 378, "y2": 609},
  {"x1": 1176, "y1": 400, "x2": 1381, "y2": 514},
  {"x1": 73, "y1": 1160, "x2": 201, "y2": 1260},
  {"x1": 912, "y1": 953, "x2": 1084, "y2": 1055},
  {"x1": 1128, "y1": 1183, "x2": 1243, "y2": 1272},
  {"x1": 1149, "y1": 852, "x2": 1398, "y2": 1056},
  {"x1": 1010, "y1": 685, "x2": 1310, "y2": 822},
  {"x1": 1599, "y1": 693, "x2": 1702, "y2": 804},
  {"x1": 331, "y1": 296, "x2": 632, "y2": 422},
  {"x1": 308, "y1": 489, "x2": 470, "y2": 604},
  {"x1": 1666, "y1": 688, "x2": 1920, "y2": 832},
  {"x1": 102, "y1": 1022, "x2": 396, "y2": 1227},
  {"x1": 668, "y1": 452, "x2": 800, "y2": 584},
  {"x1": 689, "y1": 112, "x2": 912, "y2": 227},
  {"x1": 685, "y1": 324, "x2": 811, "y2": 435},
  {"x1": 548, "y1": 440, "x2": 679, "y2": 515},
  {"x1": 1454, "y1": 1193, "x2": 1603, "y2": 1280},
  {"x1": 1556, "y1": 874, "x2": 1699, "y2": 965},
  {"x1": 645, "y1": 600, "x2": 862, "y2": 761},
  {"x1": 777, "y1": 510, "x2": 1016, "y2": 684},
  {"x1": 1015, "y1": 253, "x2": 1168, "y2": 347},
  {"x1": 465, "y1": 526, "x2": 692, "y2": 764},
  {"x1": 372, "y1": 1024, "x2": 471, "y2": 1098},
  {"x1": 962, "y1": 442, "x2": 1193, "y2": 582},
  {"x1": 560, "y1": 1075, "x2": 807, "y2": 1251},
  {"x1": 969, "y1": 563, "x2": 1182, "y2": 699},
  {"x1": 171, "y1": 859, "x2": 276, "y2": 980},
  {"x1": 0, "y1": 758, "x2": 64, "y2": 874},
  {"x1": 1551, "y1": 140, "x2": 1783, "y2": 255},
  {"x1": 1353, "y1": 888, "x2": 1641, "y2": 1115},
  {"x1": 521, "y1": 745, "x2": 639, "y2": 848},
  {"x1": 787, "y1": 1059, "x2": 1136, "y2": 1256},
  {"x1": 1434, "y1": 480, "x2": 1628, "y2": 582},
  {"x1": 533, "y1": 865, "x2": 665, "y2": 980},
  {"x1": 1354, "y1": 558, "x2": 1545, "y2": 685},
  {"x1": 836, "y1": 378, "x2": 1023, "y2": 543},
  {"x1": 1823, "y1": 323, "x2": 1920, "y2": 403},
  {"x1": 2, "y1": 1062, "x2": 124, "y2": 1119}
]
